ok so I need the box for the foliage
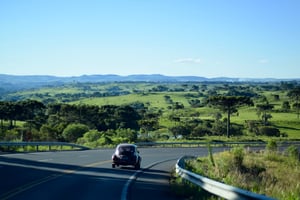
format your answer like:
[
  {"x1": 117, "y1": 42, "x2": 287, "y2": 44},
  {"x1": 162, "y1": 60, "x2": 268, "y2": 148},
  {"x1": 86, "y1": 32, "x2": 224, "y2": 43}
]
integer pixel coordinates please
[
  {"x1": 285, "y1": 145, "x2": 299, "y2": 161},
  {"x1": 259, "y1": 127, "x2": 280, "y2": 137},
  {"x1": 266, "y1": 140, "x2": 278, "y2": 152},
  {"x1": 76, "y1": 128, "x2": 138, "y2": 147},
  {"x1": 287, "y1": 86, "x2": 300, "y2": 119},
  {"x1": 207, "y1": 143, "x2": 215, "y2": 167},
  {"x1": 1, "y1": 81, "x2": 300, "y2": 145},
  {"x1": 281, "y1": 101, "x2": 291, "y2": 112},
  {"x1": 185, "y1": 146, "x2": 300, "y2": 199},
  {"x1": 170, "y1": 173, "x2": 218, "y2": 200},
  {"x1": 256, "y1": 101, "x2": 274, "y2": 125},
  {"x1": 231, "y1": 146, "x2": 244, "y2": 170},
  {"x1": 62, "y1": 123, "x2": 89, "y2": 143},
  {"x1": 169, "y1": 123, "x2": 191, "y2": 139},
  {"x1": 207, "y1": 96, "x2": 254, "y2": 137}
]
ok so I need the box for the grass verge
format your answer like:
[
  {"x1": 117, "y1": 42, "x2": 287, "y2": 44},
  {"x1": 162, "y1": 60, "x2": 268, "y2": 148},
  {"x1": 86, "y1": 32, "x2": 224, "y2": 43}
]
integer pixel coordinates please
[{"x1": 171, "y1": 144, "x2": 300, "y2": 200}]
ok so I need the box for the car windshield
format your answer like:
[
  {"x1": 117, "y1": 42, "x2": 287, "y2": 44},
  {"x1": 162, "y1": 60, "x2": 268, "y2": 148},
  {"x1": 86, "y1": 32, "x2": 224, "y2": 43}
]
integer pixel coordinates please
[{"x1": 118, "y1": 145, "x2": 135, "y2": 155}]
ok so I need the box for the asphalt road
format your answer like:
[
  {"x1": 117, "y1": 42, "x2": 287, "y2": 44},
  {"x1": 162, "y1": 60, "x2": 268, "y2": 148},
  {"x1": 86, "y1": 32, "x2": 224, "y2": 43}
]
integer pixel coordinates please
[{"x1": 0, "y1": 147, "x2": 228, "y2": 200}]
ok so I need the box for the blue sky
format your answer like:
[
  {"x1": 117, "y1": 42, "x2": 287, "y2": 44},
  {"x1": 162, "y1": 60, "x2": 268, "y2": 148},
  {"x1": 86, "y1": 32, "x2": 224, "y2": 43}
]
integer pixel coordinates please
[{"x1": 0, "y1": 0, "x2": 299, "y2": 78}]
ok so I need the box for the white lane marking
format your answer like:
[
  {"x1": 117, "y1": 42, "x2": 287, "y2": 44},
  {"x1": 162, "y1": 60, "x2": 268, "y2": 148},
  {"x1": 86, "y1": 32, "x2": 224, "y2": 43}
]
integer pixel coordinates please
[
  {"x1": 121, "y1": 170, "x2": 141, "y2": 200},
  {"x1": 120, "y1": 159, "x2": 175, "y2": 200},
  {"x1": 38, "y1": 159, "x2": 53, "y2": 162}
]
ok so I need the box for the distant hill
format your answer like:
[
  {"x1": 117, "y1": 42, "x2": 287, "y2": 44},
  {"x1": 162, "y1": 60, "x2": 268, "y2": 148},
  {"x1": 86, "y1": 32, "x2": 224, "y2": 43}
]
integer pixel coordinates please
[{"x1": 0, "y1": 74, "x2": 299, "y2": 92}]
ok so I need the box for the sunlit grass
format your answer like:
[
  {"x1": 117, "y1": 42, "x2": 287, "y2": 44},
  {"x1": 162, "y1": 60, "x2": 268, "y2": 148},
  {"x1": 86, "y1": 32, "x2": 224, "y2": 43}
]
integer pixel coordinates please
[{"x1": 184, "y1": 147, "x2": 300, "y2": 199}]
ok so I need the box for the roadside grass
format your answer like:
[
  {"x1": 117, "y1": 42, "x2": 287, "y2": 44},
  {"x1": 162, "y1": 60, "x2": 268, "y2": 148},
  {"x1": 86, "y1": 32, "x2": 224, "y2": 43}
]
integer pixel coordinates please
[
  {"x1": 178, "y1": 146, "x2": 300, "y2": 200},
  {"x1": 170, "y1": 171, "x2": 218, "y2": 200}
]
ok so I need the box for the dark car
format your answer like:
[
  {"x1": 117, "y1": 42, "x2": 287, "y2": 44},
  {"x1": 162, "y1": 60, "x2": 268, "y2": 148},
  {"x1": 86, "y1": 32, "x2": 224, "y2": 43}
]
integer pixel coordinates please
[{"x1": 112, "y1": 143, "x2": 141, "y2": 169}]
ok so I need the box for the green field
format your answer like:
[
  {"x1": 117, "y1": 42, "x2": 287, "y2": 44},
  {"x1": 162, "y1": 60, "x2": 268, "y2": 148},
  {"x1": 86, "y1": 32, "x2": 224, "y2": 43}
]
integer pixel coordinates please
[{"x1": 2, "y1": 81, "x2": 300, "y2": 141}]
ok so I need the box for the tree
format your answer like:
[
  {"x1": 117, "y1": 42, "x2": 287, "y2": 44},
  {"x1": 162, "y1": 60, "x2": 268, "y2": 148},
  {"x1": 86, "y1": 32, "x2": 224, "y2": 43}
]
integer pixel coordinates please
[
  {"x1": 169, "y1": 123, "x2": 191, "y2": 139},
  {"x1": 287, "y1": 86, "x2": 300, "y2": 119},
  {"x1": 114, "y1": 105, "x2": 140, "y2": 130},
  {"x1": 18, "y1": 100, "x2": 46, "y2": 130},
  {"x1": 0, "y1": 101, "x2": 11, "y2": 130},
  {"x1": 62, "y1": 123, "x2": 89, "y2": 143},
  {"x1": 0, "y1": 101, "x2": 19, "y2": 128},
  {"x1": 139, "y1": 113, "x2": 159, "y2": 135},
  {"x1": 172, "y1": 102, "x2": 184, "y2": 110},
  {"x1": 256, "y1": 102, "x2": 274, "y2": 126},
  {"x1": 188, "y1": 99, "x2": 201, "y2": 108},
  {"x1": 281, "y1": 101, "x2": 291, "y2": 112},
  {"x1": 207, "y1": 96, "x2": 254, "y2": 137}
]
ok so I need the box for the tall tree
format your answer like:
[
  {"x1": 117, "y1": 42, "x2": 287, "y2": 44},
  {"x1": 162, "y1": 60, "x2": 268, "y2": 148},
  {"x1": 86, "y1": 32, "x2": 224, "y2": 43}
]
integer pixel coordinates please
[
  {"x1": 287, "y1": 86, "x2": 300, "y2": 119},
  {"x1": 207, "y1": 96, "x2": 254, "y2": 137},
  {"x1": 256, "y1": 102, "x2": 274, "y2": 126}
]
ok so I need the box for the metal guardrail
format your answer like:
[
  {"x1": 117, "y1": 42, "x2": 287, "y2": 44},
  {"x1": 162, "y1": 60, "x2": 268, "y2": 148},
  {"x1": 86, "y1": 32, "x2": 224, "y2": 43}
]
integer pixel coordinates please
[
  {"x1": 136, "y1": 141, "x2": 300, "y2": 148},
  {"x1": 1, "y1": 141, "x2": 299, "y2": 152},
  {"x1": 176, "y1": 156, "x2": 276, "y2": 200},
  {"x1": 0, "y1": 141, "x2": 90, "y2": 152}
]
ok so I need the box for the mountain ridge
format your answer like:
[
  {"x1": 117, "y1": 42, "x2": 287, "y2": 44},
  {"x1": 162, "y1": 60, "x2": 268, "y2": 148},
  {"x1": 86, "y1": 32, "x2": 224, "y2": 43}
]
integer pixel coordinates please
[{"x1": 0, "y1": 73, "x2": 299, "y2": 92}]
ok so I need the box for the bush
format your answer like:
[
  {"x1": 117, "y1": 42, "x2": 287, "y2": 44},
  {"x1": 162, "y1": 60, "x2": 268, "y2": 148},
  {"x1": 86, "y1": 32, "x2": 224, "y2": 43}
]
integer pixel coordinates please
[
  {"x1": 266, "y1": 140, "x2": 277, "y2": 152},
  {"x1": 62, "y1": 123, "x2": 89, "y2": 143},
  {"x1": 231, "y1": 146, "x2": 244, "y2": 170},
  {"x1": 286, "y1": 145, "x2": 299, "y2": 160},
  {"x1": 258, "y1": 126, "x2": 280, "y2": 137},
  {"x1": 191, "y1": 125, "x2": 211, "y2": 137}
]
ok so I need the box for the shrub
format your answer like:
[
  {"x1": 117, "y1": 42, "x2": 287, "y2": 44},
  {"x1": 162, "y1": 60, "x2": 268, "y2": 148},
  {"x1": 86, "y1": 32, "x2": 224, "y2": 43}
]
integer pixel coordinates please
[
  {"x1": 191, "y1": 125, "x2": 211, "y2": 137},
  {"x1": 231, "y1": 146, "x2": 244, "y2": 171},
  {"x1": 258, "y1": 126, "x2": 280, "y2": 137},
  {"x1": 207, "y1": 143, "x2": 215, "y2": 167},
  {"x1": 266, "y1": 140, "x2": 277, "y2": 152},
  {"x1": 286, "y1": 145, "x2": 299, "y2": 161},
  {"x1": 62, "y1": 123, "x2": 89, "y2": 143}
]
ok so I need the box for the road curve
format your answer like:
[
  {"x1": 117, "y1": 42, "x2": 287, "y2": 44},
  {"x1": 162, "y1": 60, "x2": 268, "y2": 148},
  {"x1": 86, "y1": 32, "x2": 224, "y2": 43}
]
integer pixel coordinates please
[{"x1": 0, "y1": 147, "x2": 226, "y2": 200}]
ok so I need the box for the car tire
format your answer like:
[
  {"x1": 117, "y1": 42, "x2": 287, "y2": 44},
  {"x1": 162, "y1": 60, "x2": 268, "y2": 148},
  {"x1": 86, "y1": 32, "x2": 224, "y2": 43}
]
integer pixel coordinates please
[{"x1": 134, "y1": 162, "x2": 141, "y2": 170}]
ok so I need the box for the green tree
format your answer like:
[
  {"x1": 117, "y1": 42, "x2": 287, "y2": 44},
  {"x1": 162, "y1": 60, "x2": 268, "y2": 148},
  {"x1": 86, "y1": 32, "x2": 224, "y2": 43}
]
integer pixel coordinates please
[
  {"x1": 0, "y1": 101, "x2": 19, "y2": 128},
  {"x1": 18, "y1": 100, "x2": 46, "y2": 131},
  {"x1": 172, "y1": 102, "x2": 184, "y2": 110},
  {"x1": 281, "y1": 101, "x2": 291, "y2": 112},
  {"x1": 115, "y1": 128, "x2": 138, "y2": 143},
  {"x1": 207, "y1": 96, "x2": 253, "y2": 137},
  {"x1": 287, "y1": 86, "x2": 300, "y2": 119},
  {"x1": 169, "y1": 123, "x2": 191, "y2": 139},
  {"x1": 188, "y1": 99, "x2": 201, "y2": 108},
  {"x1": 256, "y1": 102, "x2": 274, "y2": 126},
  {"x1": 114, "y1": 105, "x2": 140, "y2": 130},
  {"x1": 0, "y1": 101, "x2": 10, "y2": 131},
  {"x1": 62, "y1": 123, "x2": 89, "y2": 143},
  {"x1": 139, "y1": 115, "x2": 159, "y2": 135}
]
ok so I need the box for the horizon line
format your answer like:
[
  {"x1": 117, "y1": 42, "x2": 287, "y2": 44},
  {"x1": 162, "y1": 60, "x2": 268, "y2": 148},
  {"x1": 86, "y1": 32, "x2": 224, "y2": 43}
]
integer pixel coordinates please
[{"x1": 0, "y1": 73, "x2": 299, "y2": 80}]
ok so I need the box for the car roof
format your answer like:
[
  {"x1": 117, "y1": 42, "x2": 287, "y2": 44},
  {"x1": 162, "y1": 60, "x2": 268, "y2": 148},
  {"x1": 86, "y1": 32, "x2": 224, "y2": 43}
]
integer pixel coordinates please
[{"x1": 117, "y1": 143, "x2": 137, "y2": 148}]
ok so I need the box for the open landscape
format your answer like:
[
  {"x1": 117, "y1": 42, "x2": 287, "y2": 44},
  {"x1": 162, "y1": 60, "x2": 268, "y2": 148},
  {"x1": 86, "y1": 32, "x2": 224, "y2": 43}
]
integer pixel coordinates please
[
  {"x1": 1, "y1": 75, "x2": 300, "y2": 144},
  {"x1": 1, "y1": 1, "x2": 299, "y2": 199},
  {"x1": 1, "y1": 75, "x2": 300, "y2": 199}
]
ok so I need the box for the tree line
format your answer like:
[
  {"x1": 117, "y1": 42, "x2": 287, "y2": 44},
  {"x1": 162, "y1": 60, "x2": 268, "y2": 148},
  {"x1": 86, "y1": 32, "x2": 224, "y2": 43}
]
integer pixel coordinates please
[
  {"x1": 0, "y1": 100, "x2": 157, "y2": 143},
  {"x1": 0, "y1": 86, "x2": 300, "y2": 146}
]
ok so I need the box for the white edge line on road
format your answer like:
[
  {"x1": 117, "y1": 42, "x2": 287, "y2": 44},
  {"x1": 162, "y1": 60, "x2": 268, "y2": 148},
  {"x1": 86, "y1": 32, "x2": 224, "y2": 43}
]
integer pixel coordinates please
[{"x1": 120, "y1": 159, "x2": 175, "y2": 200}]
